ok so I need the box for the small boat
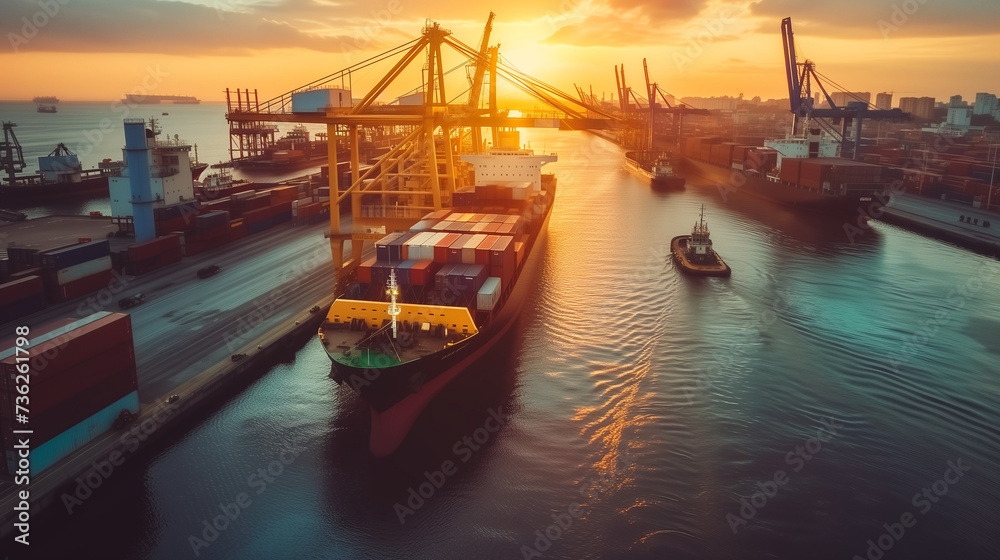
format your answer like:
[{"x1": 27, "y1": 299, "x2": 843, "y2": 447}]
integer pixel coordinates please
[
  {"x1": 37, "y1": 104, "x2": 57, "y2": 113},
  {"x1": 671, "y1": 205, "x2": 731, "y2": 277},
  {"x1": 162, "y1": 112, "x2": 169, "y2": 116}
]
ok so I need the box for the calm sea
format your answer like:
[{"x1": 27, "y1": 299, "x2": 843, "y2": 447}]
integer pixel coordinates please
[{"x1": 18, "y1": 128, "x2": 1000, "y2": 560}]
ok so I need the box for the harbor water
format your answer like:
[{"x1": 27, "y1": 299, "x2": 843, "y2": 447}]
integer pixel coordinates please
[{"x1": 16, "y1": 127, "x2": 1000, "y2": 560}]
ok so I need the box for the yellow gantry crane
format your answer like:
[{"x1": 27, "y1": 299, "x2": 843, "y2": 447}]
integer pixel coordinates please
[{"x1": 227, "y1": 15, "x2": 618, "y2": 273}]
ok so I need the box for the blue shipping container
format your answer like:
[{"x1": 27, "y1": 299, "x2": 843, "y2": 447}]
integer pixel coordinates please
[
  {"x1": 23, "y1": 390, "x2": 139, "y2": 475},
  {"x1": 39, "y1": 240, "x2": 111, "y2": 270}
]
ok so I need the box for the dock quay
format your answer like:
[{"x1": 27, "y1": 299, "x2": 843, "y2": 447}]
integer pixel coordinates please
[{"x1": 0, "y1": 213, "x2": 361, "y2": 540}]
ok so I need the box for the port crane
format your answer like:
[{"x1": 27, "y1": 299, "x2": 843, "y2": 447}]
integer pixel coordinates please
[
  {"x1": 610, "y1": 62, "x2": 709, "y2": 151},
  {"x1": 227, "y1": 15, "x2": 620, "y2": 273},
  {"x1": 0, "y1": 122, "x2": 27, "y2": 186},
  {"x1": 781, "y1": 17, "x2": 908, "y2": 160}
]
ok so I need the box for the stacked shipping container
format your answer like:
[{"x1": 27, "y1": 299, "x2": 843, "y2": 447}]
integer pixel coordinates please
[{"x1": 0, "y1": 312, "x2": 139, "y2": 475}]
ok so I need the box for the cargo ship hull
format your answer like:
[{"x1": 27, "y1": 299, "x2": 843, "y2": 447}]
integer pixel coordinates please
[
  {"x1": 2, "y1": 163, "x2": 208, "y2": 205},
  {"x1": 329, "y1": 211, "x2": 549, "y2": 456},
  {"x1": 682, "y1": 157, "x2": 880, "y2": 215}
]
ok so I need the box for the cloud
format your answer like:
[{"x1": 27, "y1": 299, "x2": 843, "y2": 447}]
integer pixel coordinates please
[
  {"x1": 751, "y1": 0, "x2": 1000, "y2": 39},
  {"x1": 540, "y1": 0, "x2": 748, "y2": 47},
  {"x1": 0, "y1": 0, "x2": 413, "y2": 55}
]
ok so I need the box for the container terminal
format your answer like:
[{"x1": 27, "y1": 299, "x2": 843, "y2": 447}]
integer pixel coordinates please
[
  {"x1": 1, "y1": 13, "x2": 998, "y2": 538},
  {"x1": 593, "y1": 18, "x2": 999, "y2": 252}
]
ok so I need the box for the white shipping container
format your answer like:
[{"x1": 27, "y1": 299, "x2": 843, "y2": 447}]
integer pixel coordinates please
[
  {"x1": 422, "y1": 232, "x2": 446, "y2": 260},
  {"x1": 405, "y1": 232, "x2": 434, "y2": 258},
  {"x1": 462, "y1": 234, "x2": 487, "y2": 264},
  {"x1": 56, "y1": 255, "x2": 112, "y2": 285},
  {"x1": 477, "y1": 277, "x2": 501, "y2": 311},
  {"x1": 512, "y1": 185, "x2": 528, "y2": 200}
]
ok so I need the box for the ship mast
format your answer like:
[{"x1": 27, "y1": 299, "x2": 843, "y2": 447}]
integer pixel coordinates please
[{"x1": 386, "y1": 268, "x2": 401, "y2": 339}]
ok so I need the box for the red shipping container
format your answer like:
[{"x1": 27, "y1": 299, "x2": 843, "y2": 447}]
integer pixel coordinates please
[
  {"x1": 357, "y1": 257, "x2": 377, "y2": 284},
  {"x1": 514, "y1": 241, "x2": 525, "y2": 266},
  {"x1": 0, "y1": 276, "x2": 44, "y2": 306},
  {"x1": 48, "y1": 269, "x2": 114, "y2": 302},
  {"x1": 243, "y1": 207, "x2": 271, "y2": 224},
  {"x1": 407, "y1": 260, "x2": 435, "y2": 286},
  {"x1": 29, "y1": 343, "x2": 135, "y2": 415},
  {"x1": 434, "y1": 233, "x2": 460, "y2": 263},
  {"x1": 1, "y1": 313, "x2": 133, "y2": 386},
  {"x1": 476, "y1": 235, "x2": 501, "y2": 266}
]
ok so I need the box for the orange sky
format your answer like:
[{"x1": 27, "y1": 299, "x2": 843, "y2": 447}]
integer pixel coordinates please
[{"x1": 2, "y1": 0, "x2": 998, "y2": 107}]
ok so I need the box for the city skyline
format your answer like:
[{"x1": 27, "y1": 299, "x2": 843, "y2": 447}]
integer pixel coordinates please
[{"x1": 1, "y1": 0, "x2": 999, "y2": 106}]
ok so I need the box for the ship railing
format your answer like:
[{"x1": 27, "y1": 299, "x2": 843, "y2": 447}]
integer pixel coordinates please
[{"x1": 359, "y1": 204, "x2": 426, "y2": 219}]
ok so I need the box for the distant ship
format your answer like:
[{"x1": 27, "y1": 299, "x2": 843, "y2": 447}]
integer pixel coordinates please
[
  {"x1": 32, "y1": 96, "x2": 59, "y2": 104},
  {"x1": 682, "y1": 131, "x2": 892, "y2": 215},
  {"x1": 625, "y1": 151, "x2": 685, "y2": 190},
  {"x1": 122, "y1": 94, "x2": 200, "y2": 105},
  {"x1": 36, "y1": 105, "x2": 57, "y2": 113},
  {"x1": 318, "y1": 140, "x2": 557, "y2": 456},
  {"x1": 1, "y1": 122, "x2": 207, "y2": 204}
]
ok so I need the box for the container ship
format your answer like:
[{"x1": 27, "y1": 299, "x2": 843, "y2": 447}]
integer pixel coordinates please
[
  {"x1": 122, "y1": 94, "x2": 200, "y2": 105},
  {"x1": 318, "y1": 144, "x2": 557, "y2": 456},
  {"x1": 681, "y1": 131, "x2": 891, "y2": 215},
  {"x1": 1, "y1": 122, "x2": 207, "y2": 205},
  {"x1": 625, "y1": 151, "x2": 685, "y2": 190}
]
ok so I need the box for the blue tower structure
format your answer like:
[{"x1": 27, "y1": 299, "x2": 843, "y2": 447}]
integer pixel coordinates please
[{"x1": 123, "y1": 118, "x2": 156, "y2": 242}]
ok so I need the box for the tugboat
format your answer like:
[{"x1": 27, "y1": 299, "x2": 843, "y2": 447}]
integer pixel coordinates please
[
  {"x1": 671, "y1": 205, "x2": 731, "y2": 277},
  {"x1": 625, "y1": 151, "x2": 685, "y2": 191}
]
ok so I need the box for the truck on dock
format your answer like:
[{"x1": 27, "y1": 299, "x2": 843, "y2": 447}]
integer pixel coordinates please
[
  {"x1": 118, "y1": 293, "x2": 146, "y2": 309},
  {"x1": 197, "y1": 265, "x2": 221, "y2": 279}
]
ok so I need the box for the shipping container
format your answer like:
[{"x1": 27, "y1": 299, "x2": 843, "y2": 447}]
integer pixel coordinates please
[
  {"x1": 13, "y1": 390, "x2": 139, "y2": 475},
  {"x1": 0, "y1": 313, "x2": 133, "y2": 388},
  {"x1": 461, "y1": 234, "x2": 488, "y2": 265},
  {"x1": 38, "y1": 240, "x2": 111, "y2": 270},
  {"x1": 0, "y1": 276, "x2": 44, "y2": 306},
  {"x1": 28, "y1": 343, "x2": 135, "y2": 416},
  {"x1": 54, "y1": 255, "x2": 112, "y2": 286},
  {"x1": 434, "y1": 233, "x2": 460, "y2": 263},
  {"x1": 476, "y1": 235, "x2": 501, "y2": 266},
  {"x1": 357, "y1": 257, "x2": 377, "y2": 284},
  {"x1": 46, "y1": 269, "x2": 114, "y2": 302},
  {"x1": 405, "y1": 232, "x2": 435, "y2": 260},
  {"x1": 448, "y1": 235, "x2": 472, "y2": 264},
  {"x1": 407, "y1": 260, "x2": 436, "y2": 286},
  {"x1": 196, "y1": 210, "x2": 231, "y2": 231},
  {"x1": 477, "y1": 277, "x2": 501, "y2": 311},
  {"x1": 0, "y1": 293, "x2": 46, "y2": 322}
]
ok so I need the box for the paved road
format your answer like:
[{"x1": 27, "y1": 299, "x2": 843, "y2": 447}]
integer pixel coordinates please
[{"x1": 2, "y1": 217, "x2": 368, "y2": 402}]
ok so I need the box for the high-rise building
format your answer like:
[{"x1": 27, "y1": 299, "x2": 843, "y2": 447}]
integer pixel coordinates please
[
  {"x1": 949, "y1": 95, "x2": 965, "y2": 107},
  {"x1": 830, "y1": 91, "x2": 871, "y2": 107},
  {"x1": 899, "y1": 96, "x2": 936, "y2": 119},
  {"x1": 973, "y1": 92, "x2": 998, "y2": 116},
  {"x1": 875, "y1": 92, "x2": 893, "y2": 110},
  {"x1": 946, "y1": 107, "x2": 971, "y2": 127}
]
